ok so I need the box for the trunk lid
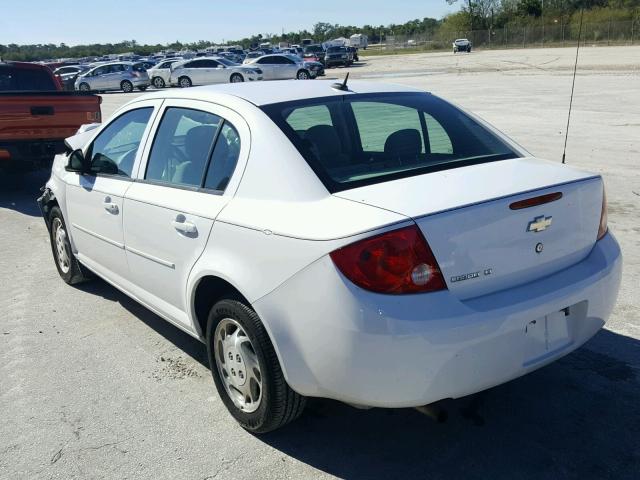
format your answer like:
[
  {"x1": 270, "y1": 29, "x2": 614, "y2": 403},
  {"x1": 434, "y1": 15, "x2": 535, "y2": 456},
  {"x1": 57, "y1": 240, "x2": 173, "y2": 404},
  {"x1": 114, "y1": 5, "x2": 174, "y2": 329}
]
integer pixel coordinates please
[{"x1": 334, "y1": 157, "x2": 603, "y2": 299}]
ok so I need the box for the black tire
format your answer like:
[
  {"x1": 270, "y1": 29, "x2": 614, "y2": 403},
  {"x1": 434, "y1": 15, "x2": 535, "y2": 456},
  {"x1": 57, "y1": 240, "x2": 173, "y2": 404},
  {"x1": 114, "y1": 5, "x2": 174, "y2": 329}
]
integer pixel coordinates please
[
  {"x1": 152, "y1": 76, "x2": 165, "y2": 88},
  {"x1": 296, "y1": 69, "x2": 310, "y2": 80},
  {"x1": 178, "y1": 76, "x2": 192, "y2": 88},
  {"x1": 48, "y1": 206, "x2": 90, "y2": 285},
  {"x1": 78, "y1": 82, "x2": 90, "y2": 92},
  {"x1": 230, "y1": 73, "x2": 244, "y2": 83},
  {"x1": 206, "y1": 298, "x2": 306, "y2": 433},
  {"x1": 121, "y1": 80, "x2": 133, "y2": 93},
  {"x1": 138, "y1": 85, "x2": 148, "y2": 91}
]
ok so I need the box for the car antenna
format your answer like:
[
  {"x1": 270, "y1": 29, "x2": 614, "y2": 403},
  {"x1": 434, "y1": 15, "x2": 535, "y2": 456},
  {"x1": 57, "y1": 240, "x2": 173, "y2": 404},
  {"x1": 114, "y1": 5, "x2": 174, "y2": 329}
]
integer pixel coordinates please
[
  {"x1": 562, "y1": 8, "x2": 584, "y2": 165},
  {"x1": 332, "y1": 72, "x2": 349, "y2": 91}
]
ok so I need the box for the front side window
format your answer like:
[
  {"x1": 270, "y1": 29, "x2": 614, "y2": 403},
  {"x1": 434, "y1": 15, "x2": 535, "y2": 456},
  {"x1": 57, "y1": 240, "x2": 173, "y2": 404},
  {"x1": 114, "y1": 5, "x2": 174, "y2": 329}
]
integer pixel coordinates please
[
  {"x1": 262, "y1": 93, "x2": 519, "y2": 192},
  {"x1": 145, "y1": 108, "x2": 221, "y2": 188},
  {"x1": 88, "y1": 107, "x2": 153, "y2": 177}
]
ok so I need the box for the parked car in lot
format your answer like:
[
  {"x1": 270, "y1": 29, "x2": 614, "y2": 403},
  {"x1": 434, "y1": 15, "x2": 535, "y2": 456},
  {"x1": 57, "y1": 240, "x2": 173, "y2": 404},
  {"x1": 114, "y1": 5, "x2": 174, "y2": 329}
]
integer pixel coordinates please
[
  {"x1": 147, "y1": 58, "x2": 182, "y2": 88},
  {"x1": 169, "y1": 57, "x2": 263, "y2": 87},
  {"x1": 0, "y1": 61, "x2": 100, "y2": 171},
  {"x1": 453, "y1": 38, "x2": 472, "y2": 53},
  {"x1": 53, "y1": 65, "x2": 91, "y2": 91},
  {"x1": 39, "y1": 80, "x2": 621, "y2": 433},
  {"x1": 325, "y1": 46, "x2": 352, "y2": 68},
  {"x1": 303, "y1": 44, "x2": 325, "y2": 65},
  {"x1": 243, "y1": 51, "x2": 264, "y2": 64},
  {"x1": 244, "y1": 54, "x2": 316, "y2": 80},
  {"x1": 75, "y1": 61, "x2": 150, "y2": 93}
]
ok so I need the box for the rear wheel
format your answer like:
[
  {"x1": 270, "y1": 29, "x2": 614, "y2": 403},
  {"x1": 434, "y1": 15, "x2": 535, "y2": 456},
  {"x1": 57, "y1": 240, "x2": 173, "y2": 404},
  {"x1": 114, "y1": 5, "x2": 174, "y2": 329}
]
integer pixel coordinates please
[
  {"x1": 206, "y1": 298, "x2": 306, "y2": 433},
  {"x1": 121, "y1": 80, "x2": 133, "y2": 93},
  {"x1": 78, "y1": 82, "x2": 90, "y2": 92},
  {"x1": 296, "y1": 69, "x2": 310, "y2": 80},
  {"x1": 152, "y1": 76, "x2": 165, "y2": 88},
  {"x1": 230, "y1": 73, "x2": 244, "y2": 83},
  {"x1": 48, "y1": 206, "x2": 90, "y2": 285},
  {"x1": 179, "y1": 76, "x2": 192, "y2": 88}
]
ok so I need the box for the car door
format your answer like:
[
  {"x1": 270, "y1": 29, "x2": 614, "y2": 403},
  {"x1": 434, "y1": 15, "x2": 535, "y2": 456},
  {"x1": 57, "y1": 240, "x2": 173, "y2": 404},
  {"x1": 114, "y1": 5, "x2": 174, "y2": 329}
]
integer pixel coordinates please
[
  {"x1": 186, "y1": 60, "x2": 205, "y2": 85},
  {"x1": 280, "y1": 56, "x2": 298, "y2": 79},
  {"x1": 89, "y1": 65, "x2": 107, "y2": 89},
  {"x1": 256, "y1": 57, "x2": 277, "y2": 80},
  {"x1": 123, "y1": 100, "x2": 248, "y2": 329},
  {"x1": 208, "y1": 59, "x2": 228, "y2": 84},
  {"x1": 64, "y1": 100, "x2": 161, "y2": 283}
]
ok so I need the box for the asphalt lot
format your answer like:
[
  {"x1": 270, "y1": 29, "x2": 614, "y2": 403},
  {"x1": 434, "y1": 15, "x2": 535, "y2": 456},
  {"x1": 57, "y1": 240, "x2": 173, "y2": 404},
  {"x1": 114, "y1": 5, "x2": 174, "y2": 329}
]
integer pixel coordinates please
[{"x1": 1, "y1": 46, "x2": 639, "y2": 479}]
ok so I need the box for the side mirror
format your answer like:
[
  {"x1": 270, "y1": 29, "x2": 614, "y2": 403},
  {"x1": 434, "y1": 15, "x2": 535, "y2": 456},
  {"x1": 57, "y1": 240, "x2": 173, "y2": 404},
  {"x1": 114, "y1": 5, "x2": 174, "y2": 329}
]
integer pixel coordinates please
[
  {"x1": 217, "y1": 65, "x2": 224, "y2": 69},
  {"x1": 65, "y1": 149, "x2": 87, "y2": 173}
]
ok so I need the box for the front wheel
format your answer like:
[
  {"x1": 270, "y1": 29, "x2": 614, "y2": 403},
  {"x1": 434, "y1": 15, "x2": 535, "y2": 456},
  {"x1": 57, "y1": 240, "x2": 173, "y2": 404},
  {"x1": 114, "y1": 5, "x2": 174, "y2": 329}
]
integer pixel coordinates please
[
  {"x1": 121, "y1": 80, "x2": 133, "y2": 93},
  {"x1": 78, "y1": 82, "x2": 90, "y2": 92},
  {"x1": 152, "y1": 76, "x2": 165, "y2": 88},
  {"x1": 206, "y1": 298, "x2": 306, "y2": 433},
  {"x1": 48, "y1": 206, "x2": 90, "y2": 285},
  {"x1": 179, "y1": 76, "x2": 192, "y2": 88},
  {"x1": 296, "y1": 69, "x2": 310, "y2": 80},
  {"x1": 230, "y1": 73, "x2": 244, "y2": 83}
]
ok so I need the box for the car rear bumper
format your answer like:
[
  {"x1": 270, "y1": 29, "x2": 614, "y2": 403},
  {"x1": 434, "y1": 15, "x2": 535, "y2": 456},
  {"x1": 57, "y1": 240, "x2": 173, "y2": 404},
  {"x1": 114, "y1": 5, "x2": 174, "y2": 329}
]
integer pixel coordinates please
[{"x1": 254, "y1": 232, "x2": 622, "y2": 407}]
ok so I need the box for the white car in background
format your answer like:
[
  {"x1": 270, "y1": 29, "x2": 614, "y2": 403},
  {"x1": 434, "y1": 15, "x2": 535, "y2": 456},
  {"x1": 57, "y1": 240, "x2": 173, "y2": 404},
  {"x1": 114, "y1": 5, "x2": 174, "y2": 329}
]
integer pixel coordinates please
[
  {"x1": 38, "y1": 81, "x2": 621, "y2": 433},
  {"x1": 169, "y1": 57, "x2": 263, "y2": 87},
  {"x1": 244, "y1": 54, "x2": 317, "y2": 80},
  {"x1": 147, "y1": 58, "x2": 182, "y2": 88}
]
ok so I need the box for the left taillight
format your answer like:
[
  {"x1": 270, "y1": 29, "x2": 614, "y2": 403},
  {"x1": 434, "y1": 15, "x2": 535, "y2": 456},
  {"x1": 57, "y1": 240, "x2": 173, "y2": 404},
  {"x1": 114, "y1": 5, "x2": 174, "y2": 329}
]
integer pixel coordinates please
[
  {"x1": 329, "y1": 225, "x2": 447, "y2": 294},
  {"x1": 597, "y1": 185, "x2": 608, "y2": 240}
]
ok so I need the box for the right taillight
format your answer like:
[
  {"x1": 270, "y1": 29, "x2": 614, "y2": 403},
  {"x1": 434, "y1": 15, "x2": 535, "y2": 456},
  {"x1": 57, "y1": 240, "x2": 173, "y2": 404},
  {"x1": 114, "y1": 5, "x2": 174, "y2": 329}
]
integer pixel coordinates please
[
  {"x1": 597, "y1": 185, "x2": 608, "y2": 240},
  {"x1": 329, "y1": 225, "x2": 447, "y2": 294}
]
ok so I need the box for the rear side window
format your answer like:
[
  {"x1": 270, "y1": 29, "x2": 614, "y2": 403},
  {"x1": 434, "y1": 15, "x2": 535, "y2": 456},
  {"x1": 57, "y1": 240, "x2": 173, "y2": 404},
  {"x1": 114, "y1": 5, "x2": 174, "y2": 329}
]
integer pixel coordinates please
[
  {"x1": 0, "y1": 66, "x2": 57, "y2": 91},
  {"x1": 262, "y1": 92, "x2": 519, "y2": 192},
  {"x1": 146, "y1": 108, "x2": 221, "y2": 187},
  {"x1": 145, "y1": 107, "x2": 240, "y2": 192}
]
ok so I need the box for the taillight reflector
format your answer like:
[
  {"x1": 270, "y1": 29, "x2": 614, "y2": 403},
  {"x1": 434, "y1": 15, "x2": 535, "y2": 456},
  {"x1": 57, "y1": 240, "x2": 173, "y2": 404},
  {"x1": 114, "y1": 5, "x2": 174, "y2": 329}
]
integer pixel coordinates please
[
  {"x1": 330, "y1": 225, "x2": 446, "y2": 294},
  {"x1": 597, "y1": 186, "x2": 608, "y2": 240}
]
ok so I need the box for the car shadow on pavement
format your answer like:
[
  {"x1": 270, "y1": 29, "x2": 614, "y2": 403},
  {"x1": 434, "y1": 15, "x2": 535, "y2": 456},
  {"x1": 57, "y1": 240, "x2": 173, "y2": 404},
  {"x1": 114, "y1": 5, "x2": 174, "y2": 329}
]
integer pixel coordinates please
[
  {"x1": 258, "y1": 328, "x2": 639, "y2": 480},
  {"x1": 0, "y1": 169, "x2": 49, "y2": 217},
  {"x1": 76, "y1": 279, "x2": 209, "y2": 367}
]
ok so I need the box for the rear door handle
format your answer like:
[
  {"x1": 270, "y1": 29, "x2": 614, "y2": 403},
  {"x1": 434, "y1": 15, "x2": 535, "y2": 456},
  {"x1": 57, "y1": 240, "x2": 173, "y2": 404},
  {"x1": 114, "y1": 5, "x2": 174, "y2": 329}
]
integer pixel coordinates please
[
  {"x1": 172, "y1": 215, "x2": 197, "y2": 235},
  {"x1": 103, "y1": 196, "x2": 119, "y2": 214}
]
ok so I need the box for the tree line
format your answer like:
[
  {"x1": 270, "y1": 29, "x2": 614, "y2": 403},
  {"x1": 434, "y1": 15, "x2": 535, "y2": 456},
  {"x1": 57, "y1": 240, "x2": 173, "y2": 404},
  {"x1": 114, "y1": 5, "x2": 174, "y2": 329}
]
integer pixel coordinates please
[{"x1": 1, "y1": 0, "x2": 639, "y2": 61}]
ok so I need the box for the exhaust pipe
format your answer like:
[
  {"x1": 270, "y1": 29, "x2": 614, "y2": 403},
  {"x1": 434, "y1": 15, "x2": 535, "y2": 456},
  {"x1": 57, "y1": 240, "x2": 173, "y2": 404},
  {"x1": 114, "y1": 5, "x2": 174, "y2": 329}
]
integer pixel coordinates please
[{"x1": 415, "y1": 403, "x2": 448, "y2": 423}]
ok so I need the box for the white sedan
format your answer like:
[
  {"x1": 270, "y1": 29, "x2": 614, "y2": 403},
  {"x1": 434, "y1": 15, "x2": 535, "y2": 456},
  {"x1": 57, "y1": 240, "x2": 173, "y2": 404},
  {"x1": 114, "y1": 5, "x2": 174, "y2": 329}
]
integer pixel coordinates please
[
  {"x1": 38, "y1": 81, "x2": 622, "y2": 433},
  {"x1": 169, "y1": 57, "x2": 262, "y2": 87}
]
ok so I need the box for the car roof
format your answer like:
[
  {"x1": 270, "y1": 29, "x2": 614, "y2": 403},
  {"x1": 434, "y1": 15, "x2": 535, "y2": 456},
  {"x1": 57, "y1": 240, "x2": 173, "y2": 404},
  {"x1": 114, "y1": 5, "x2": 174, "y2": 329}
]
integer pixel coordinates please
[{"x1": 141, "y1": 79, "x2": 426, "y2": 107}]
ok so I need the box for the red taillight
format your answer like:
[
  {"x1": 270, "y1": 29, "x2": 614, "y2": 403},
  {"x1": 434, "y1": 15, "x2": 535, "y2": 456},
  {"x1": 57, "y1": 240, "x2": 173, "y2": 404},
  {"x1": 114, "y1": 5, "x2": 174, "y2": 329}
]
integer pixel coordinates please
[
  {"x1": 597, "y1": 185, "x2": 608, "y2": 240},
  {"x1": 330, "y1": 225, "x2": 447, "y2": 294}
]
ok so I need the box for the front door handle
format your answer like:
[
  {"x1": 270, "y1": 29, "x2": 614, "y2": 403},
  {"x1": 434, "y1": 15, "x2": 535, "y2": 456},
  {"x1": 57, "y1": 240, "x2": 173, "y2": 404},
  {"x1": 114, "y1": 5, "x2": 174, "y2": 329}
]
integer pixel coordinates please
[
  {"x1": 103, "y1": 196, "x2": 119, "y2": 214},
  {"x1": 172, "y1": 215, "x2": 197, "y2": 235}
]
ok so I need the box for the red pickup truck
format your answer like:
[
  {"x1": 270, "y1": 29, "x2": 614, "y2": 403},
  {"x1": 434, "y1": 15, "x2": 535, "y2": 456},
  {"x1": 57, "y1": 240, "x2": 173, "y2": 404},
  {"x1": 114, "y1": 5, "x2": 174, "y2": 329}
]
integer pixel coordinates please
[{"x1": 0, "y1": 61, "x2": 102, "y2": 171}]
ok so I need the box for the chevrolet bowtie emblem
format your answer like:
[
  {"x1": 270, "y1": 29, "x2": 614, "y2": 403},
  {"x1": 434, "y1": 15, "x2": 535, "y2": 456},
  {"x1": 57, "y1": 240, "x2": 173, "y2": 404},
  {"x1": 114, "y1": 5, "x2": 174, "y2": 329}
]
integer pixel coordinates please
[{"x1": 527, "y1": 215, "x2": 553, "y2": 233}]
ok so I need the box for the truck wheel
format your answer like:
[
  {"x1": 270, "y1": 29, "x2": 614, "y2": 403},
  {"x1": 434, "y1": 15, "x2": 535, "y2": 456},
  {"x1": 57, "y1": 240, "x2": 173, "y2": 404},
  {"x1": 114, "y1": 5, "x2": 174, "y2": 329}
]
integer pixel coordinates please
[
  {"x1": 206, "y1": 298, "x2": 306, "y2": 433},
  {"x1": 79, "y1": 82, "x2": 90, "y2": 92},
  {"x1": 296, "y1": 69, "x2": 310, "y2": 80},
  {"x1": 121, "y1": 80, "x2": 133, "y2": 93},
  {"x1": 152, "y1": 76, "x2": 165, "y2": 88},
  {"x1": 179, "y1": 76, "x2": 192, "y2": 88},
  {"x1": 48, "y1": 206, "x2": 90, "y2": 285},
  {"x1": 230, "y1": 73, "x2": 244, "y2": 83}
]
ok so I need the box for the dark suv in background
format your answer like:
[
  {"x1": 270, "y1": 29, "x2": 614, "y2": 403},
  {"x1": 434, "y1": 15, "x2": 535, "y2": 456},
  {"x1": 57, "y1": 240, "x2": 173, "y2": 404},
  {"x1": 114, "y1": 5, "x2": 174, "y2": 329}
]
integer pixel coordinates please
[{"x1": 325, "y1": 46, "x2": 352, "y2": 68}]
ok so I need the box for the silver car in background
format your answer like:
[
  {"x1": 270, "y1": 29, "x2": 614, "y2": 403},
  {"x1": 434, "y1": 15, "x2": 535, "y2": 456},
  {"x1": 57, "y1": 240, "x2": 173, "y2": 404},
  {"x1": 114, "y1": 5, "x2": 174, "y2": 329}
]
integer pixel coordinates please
[
  {"x1": 244, "y1": 54, "x2": 318, "y2": 80},
  {"x1": 75, "y1": 61, "x2": 151, "y2": 93},
  {"x1": 169, "y1": 57, "x2": 263, "y2": 87}
]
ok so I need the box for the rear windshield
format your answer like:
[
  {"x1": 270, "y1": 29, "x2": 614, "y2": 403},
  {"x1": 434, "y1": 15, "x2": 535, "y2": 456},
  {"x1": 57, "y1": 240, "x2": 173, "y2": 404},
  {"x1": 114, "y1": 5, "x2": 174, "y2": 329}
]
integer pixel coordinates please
[
  {"x1": 0, "y1": 66, "x2": 57, "y2": 91},
  {"x1": 327, "y1": 47, "x2": 346, "y2": 53},
  {"x1": 261, "y1": 92, "x2": 520, "y2": 192}
]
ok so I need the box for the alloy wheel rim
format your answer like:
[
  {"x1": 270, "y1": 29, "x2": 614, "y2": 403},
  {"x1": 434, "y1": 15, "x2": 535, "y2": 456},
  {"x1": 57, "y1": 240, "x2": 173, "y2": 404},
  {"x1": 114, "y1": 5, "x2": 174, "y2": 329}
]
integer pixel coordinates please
[
  {"x1": 123, "y1": 82, "x2": 132, "y2": 92},
  {"x1": 180, "y1": 78, "x2": 190, "y2": 88},
  {"x1": 52, "y1": 218, "x2": 71, "y2": 274},
  {"x1": 153, "y1": 77, "x2": 163, "y2": 88},
  {"x1": 299, "y1": 72, "x2": 308, "y2": 79},
  {"x1": 231, "y1": 75, "x2": 243, "y2": 83},
  {"x1": 214, "y1": 318, "x2": 262, "y2": 413}
]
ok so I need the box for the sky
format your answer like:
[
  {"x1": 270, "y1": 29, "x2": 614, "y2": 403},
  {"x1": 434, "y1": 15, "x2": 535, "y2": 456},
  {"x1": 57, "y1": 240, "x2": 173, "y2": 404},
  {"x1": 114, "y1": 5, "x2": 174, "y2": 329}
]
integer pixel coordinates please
[{"x1": 2, "y1": 0, "x2": 461, "y2": 46}]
